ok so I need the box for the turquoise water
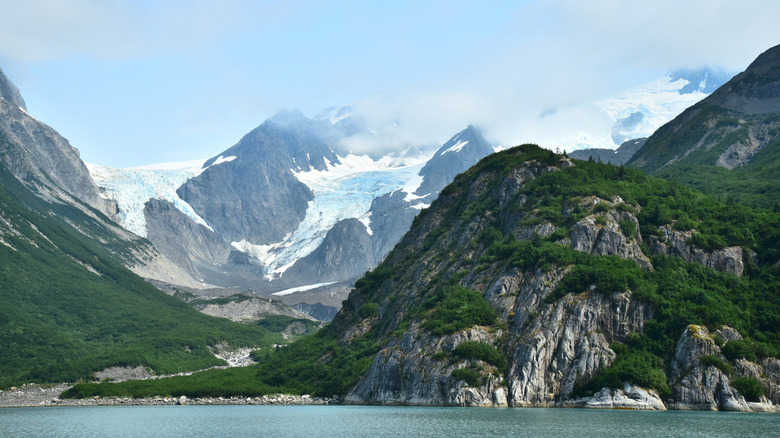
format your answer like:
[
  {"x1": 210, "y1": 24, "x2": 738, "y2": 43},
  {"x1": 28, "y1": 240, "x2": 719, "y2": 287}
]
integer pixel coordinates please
[{"x1": 2, "y1": 405, "x2": 778, "y2": 437}]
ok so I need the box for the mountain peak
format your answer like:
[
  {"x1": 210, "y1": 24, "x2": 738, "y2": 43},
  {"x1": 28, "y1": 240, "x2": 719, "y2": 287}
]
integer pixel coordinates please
[
  {"x1": 706, "y1": 44, "x2": 780, "y2": 114},
  {"x1": 745, "y1": 43, "x2": 780, "y2": 71},
  {"x1": 267, "y1": 108, "x2": 310, "y2": 127},
  {"x1": 0, "y1": 67, "x2": 27, "y2": 111}
]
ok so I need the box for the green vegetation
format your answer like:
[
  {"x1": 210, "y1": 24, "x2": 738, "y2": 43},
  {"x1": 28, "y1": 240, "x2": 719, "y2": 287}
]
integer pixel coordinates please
[
  {"x1": 421, "y1": 286, "x2": 499, "y2": 336},
  {"x1": 257, "y1": 315, "x2": 321, "y2": 339},
  {"x1": 59, "y1": 145, "x2": 780, "y2": 400},
  {"x1": 699, "y1": 355, "x2": 733, "y2": 376},
  {"x1": 574, "y1": 348, "x2": 671, "y2": 398},
  {"x1": 722, "y1": 339, "x2": 759, "y2": 362},
  {"x1": 452, "y1": 365, "x2": 483, "y2": 387},
  {"x1": 0, "y1": 160, "x2": 280, "y2": 388},
  {"x1": 730, "y1": 376, "x2": 765, "y2": 402},
  {"x1": 451, "y1": 341, "x2": 506, "y2": 371}
]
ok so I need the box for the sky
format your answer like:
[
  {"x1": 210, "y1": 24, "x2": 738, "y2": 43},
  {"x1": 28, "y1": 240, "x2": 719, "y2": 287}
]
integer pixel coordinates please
[{"x1": 1, "y1": 0, "x2": 779, "y2": 167}]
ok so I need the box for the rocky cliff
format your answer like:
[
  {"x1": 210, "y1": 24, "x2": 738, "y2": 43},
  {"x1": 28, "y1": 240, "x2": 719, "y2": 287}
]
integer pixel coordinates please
[{"x1": 312, "y1": 145, "x2": 780, "y2": 410}]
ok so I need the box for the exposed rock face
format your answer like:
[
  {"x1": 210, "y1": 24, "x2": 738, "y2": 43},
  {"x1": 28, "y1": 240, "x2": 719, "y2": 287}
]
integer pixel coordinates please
[
  {"x1": 567, "y1": 383, "x2": 665, "y2": 410},
  {"x1": 283, "y1": 218, "x2": 375, "y2": 284},
  {"x1": 669, "y1": 325, "x2": 779, "y2": 412},
  {"x1": 177, "y1": 110, "x2": 338, "y2": 246},
  {"x1": 194, "y1": 296, "x2": 314, "y2": 323},
  {"x1": 506, "y1": 288, "x2": 651, "y2": 407},
  {"x1": 329, "y1": 145, "x2": 779, "y2": 410},
  {"x1": 0, "y1": 67, "x2": 26, "y2": 111},
  {"x1": 647, "y1": 225, "x2": 744, "y2": 276},
  {"x1": 0, "y1": 75, "x2": 108, "y2": 212},
  {"x1": 569, "y1": 138, "x2": 646, "y2": 165},
  {"x1": 346, "y1": 324, "x2": 507, "y2": 406},
  {"x1": 568, "y1": 196, "x2": 652, "y2": 270}
]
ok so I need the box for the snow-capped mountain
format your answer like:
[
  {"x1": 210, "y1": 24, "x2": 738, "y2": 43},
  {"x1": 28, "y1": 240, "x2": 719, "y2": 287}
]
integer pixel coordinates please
[
  {"x1": 88, "y1": 111, "x2": 496, "y2": 307},
  {"x1": 552, "y1": 68, "x2": 732, "y2": 152}
]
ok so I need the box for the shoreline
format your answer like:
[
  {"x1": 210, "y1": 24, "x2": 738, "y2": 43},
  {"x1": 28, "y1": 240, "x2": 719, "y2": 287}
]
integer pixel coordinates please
[{"x1": 0, "y1": 384, "x2": 338, "y2": 408}]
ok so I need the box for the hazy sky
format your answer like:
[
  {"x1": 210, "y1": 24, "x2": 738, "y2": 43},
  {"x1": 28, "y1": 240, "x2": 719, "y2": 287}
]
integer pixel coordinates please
[{"x1": 1, "y1": 0, "x2": 779, "y2": 167}]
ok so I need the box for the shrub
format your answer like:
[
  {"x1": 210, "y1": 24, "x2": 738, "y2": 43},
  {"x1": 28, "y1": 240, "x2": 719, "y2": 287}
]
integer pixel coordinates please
[
  {"x1": 422, "y1": 286, "x2": 498, "y2": 336},
  {"x1": 731, "y1": 376, "x2": 765, "y2": 402},
  {"x1": 452, "y1": 366, "x2": 482, "y2": 387},
  {"x1": 722, "y1": 340, "x2": 758, "y2": 362},
  {"x1": 699, "y1": 355, "x2": 733, "y2": 376},
  {"x1": 619, "y1": 218, "x2": 637, "y2": 240},
  {"x1": 357, "y1": 302, "x2": 379, "y2": 319},
  {"x1": 452, "y1": 342, "x2": 506, "y2": 371}
]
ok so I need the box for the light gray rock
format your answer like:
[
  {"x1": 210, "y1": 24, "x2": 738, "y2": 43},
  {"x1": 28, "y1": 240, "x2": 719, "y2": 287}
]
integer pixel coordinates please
[
  {"x1": 579, "y1": 383, "x2": 665, "y2": 410},
  {"x1": 649, "y1": 226, "x2": 743, "y2": 276}
]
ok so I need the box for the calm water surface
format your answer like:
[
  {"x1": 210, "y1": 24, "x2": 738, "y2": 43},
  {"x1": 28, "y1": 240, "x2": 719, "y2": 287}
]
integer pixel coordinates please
[{"x1": 2, "y1": 405, "x2": 778, "y2": 437}]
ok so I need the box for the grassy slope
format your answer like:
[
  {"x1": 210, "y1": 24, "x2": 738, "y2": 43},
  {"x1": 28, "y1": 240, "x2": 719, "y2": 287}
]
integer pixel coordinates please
[{"x1": 0, "y1": 160, "x2": 281, "y2": 387}]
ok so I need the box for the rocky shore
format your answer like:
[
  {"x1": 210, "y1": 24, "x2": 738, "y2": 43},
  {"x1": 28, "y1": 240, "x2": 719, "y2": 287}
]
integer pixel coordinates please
[{"x1": 0, "y1": 384, "x2": 338, "y2": 408}]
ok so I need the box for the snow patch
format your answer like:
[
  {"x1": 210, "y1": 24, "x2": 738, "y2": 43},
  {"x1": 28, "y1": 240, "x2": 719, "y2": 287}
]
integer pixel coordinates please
[
  {"x1": 441, "y1": 140, "x2": 469, "y2": 155},
  {"x1": 401, "y1": 170, "x2": 425, "y2": 202},
  {"x1": 358, "y1": 214, "x2": 373, "y2": 236},
  {"x1": 212, "y1": 155, "x2": 237, "y2": 166},
  {"x1": 271, "y1": 282, "x2": 336, "y2": 296}
]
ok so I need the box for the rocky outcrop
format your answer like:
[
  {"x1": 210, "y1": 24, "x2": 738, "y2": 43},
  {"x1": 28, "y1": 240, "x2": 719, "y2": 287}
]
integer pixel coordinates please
[
  {"x1": 565, "y1": 383, "x2": 665, "y2": 410},
  {"x1": 345, "y1": 324, "x2": 506, "y2": 406},
  {"x1": 194, "y1": 296, "x2": 314, "y2": 323},
  {"x1": 0, "y1": 80, "x2": 108, "y2": 212},
  {"x1": 648, "y1": 225, "x2": 744, "y2": 276},
  {"x1": 568, "y1": 196, "x2": 652, "y2": 270},
  {"x1": 670, "y1": 325, "x2": 779, "y2": 412},
  {"x1": 570, "y1": 138, "x2": 646, "y2": 165},
  {"x1": 326, "y1": 144, "x2": 779, "y2": 411},
  {"x1": 506, "y1": 287, "x2": 651, "y2": 407},
  {"x1": 283, "y1": 218, "x2": 375, "y2": 284}
]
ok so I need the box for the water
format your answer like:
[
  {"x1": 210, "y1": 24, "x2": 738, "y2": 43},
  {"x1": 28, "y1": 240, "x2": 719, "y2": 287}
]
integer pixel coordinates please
[{"x1": 2, "y1": 405, "x2": 779, "y2": 437}]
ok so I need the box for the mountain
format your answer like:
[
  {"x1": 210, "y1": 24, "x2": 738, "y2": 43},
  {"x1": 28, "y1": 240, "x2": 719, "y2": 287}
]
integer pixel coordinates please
[
  {"x1": 0, "y1": 69, "x2": 291, "y2": 387},
  {"x1": 546, "y1": 68, "x2": 731, "y2": 152},
  {"x1": 0, "y1": 68, "x2": 108, "y2": 213},
  {"x1": 569, "y1": 137, "x2": 646, "y2": 165},
  {"x1": 90, "y1": 115, "x2": 497, "y2": 318},
  {"x1": 69, "y1": 145, "x2": 780, "y2": 411},
  {"x1": 627, "y1": 45, "x2": 780, "y2": 209}
]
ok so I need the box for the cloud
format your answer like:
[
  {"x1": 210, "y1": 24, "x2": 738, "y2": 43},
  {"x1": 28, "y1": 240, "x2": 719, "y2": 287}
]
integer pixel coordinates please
[
  {"x1": 0, "y1": 0, "x2": 291, "y2": 62},
  {"x1": 3, "y1": 0, "x2": 780, "y2": 165},
  {"x1": 337, "y1": 0, "x2": 780, "y2": 152}
]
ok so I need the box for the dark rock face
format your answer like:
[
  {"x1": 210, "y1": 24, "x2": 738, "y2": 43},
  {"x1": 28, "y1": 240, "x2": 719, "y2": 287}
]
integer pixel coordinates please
[
  {"x1": 283, "y1": 218, "x2": 375, "y2": 284},
  {"x1": 629, "y1": 44, "x2": 780, "y2": 176},
  {"x1": 144, "y1": 198, "x2": 233, "y2": 271},
  {"x1": 292, "y1": 302, "x2": 339, "y2": 321},
  {"x1": 0, "y1": 67, "x2": 27, "y2": 111},
  {"x1": 177, "y1": 110, "x2": 340, "y2": 245},
  {"x1": 707, "y1": 45, "x2": 780, "y2": 115},
  {"x1": 415, "y1": 125, "x2": 494, "y2": 198},
  {"x1": 0, "y1": 72, "x2": 107, "y2": 212},
  {"x1": 569, "y1": 138, "x2": 646, "y2": 165}
]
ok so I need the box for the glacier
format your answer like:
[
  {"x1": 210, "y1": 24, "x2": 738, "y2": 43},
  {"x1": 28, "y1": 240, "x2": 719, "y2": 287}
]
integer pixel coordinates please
[
  {"x1": 87, "y1": 159, "x2": 227, "y2": 238},
  {"x1": 233, "y1": 154, "x2": 428, "y2": 279}
]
